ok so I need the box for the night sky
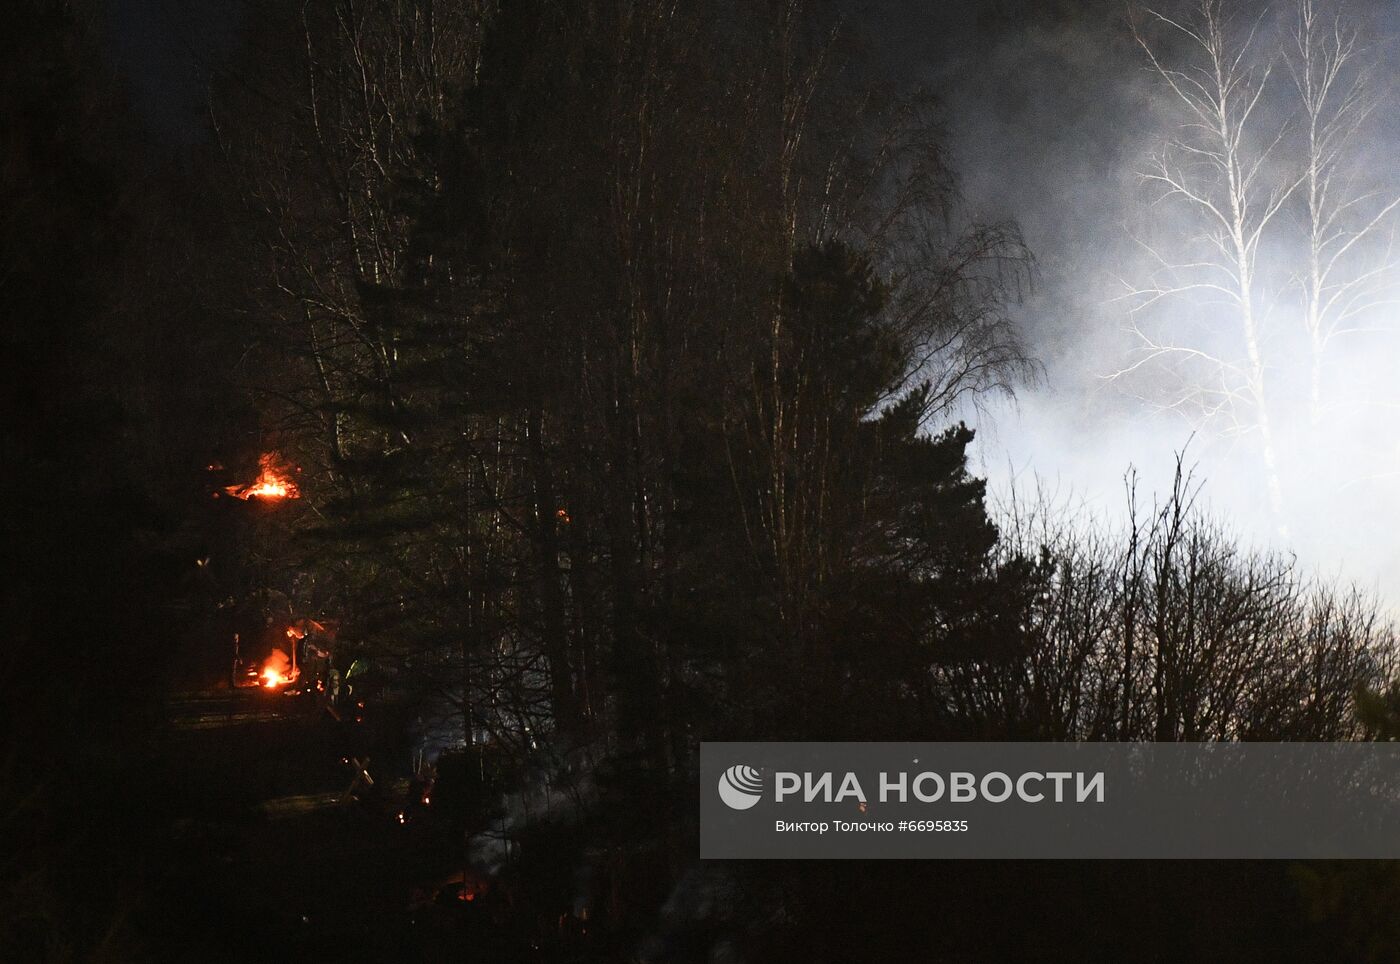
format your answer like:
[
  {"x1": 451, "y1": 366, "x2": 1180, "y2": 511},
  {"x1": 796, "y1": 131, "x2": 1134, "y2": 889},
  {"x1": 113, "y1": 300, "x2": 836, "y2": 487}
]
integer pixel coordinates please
[{"x1": 104, "y1": 0, "x2": 239, "y2": 141}]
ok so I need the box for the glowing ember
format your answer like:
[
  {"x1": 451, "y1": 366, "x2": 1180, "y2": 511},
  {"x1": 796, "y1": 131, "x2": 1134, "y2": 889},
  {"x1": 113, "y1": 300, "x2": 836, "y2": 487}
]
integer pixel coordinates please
[{"x1": 224, "y1": 452, "x2": 300, "y2": 501}]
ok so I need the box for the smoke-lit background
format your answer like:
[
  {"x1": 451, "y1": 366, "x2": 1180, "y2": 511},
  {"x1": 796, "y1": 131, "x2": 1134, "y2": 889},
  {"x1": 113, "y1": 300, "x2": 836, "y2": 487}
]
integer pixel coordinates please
[
  {"x1": 106, "y1": 0, "x2": 1400, "y2": 597},
  {"x1": 870, "y1": 0, "x2": 1400, "y2": 601}
]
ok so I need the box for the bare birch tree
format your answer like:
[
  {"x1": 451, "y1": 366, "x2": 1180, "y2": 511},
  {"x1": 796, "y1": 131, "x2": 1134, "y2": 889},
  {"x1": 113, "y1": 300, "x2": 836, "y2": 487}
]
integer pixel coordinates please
[
  {"x1": 1287, "y1": 0, "x2": 1400, "y2": 427},
  {"x1": 1116, "y1": 0, "x2": 1296, "y2": 525}
]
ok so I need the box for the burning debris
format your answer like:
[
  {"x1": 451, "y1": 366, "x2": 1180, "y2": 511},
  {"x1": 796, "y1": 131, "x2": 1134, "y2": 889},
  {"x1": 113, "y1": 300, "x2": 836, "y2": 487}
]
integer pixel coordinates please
[
  {"x1": 235, "y1": 617, "x2": 338, "y2": 691},
  {"x1": 260, "y1": 648, "x2": 294, "y2": 688},
  {"x1": 223, "y1": 452, "x2": 300, "y2": 501}
]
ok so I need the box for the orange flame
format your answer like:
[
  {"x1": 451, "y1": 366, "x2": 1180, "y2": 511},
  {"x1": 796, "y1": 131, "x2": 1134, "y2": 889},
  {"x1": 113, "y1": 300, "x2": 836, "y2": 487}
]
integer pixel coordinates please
[
  {"x1": 260, "y1": 648, "x2": 296, "y2": 689},
  {"x1": 225, "y1": 453, "x2": 300, "y2": 501}
]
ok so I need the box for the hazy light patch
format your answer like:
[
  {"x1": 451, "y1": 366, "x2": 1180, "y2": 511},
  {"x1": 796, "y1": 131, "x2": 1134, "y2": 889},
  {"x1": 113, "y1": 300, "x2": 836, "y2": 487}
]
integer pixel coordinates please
[{"x1": 891, "y1": 0, "x2": 1400, "y2": 605}]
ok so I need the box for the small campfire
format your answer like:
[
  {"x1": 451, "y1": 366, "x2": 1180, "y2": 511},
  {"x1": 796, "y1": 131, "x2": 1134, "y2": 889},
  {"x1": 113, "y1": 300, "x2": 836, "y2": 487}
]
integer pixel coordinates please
[{"x1": 223, "y1": 452, "x2": 300, "y2": 501}]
